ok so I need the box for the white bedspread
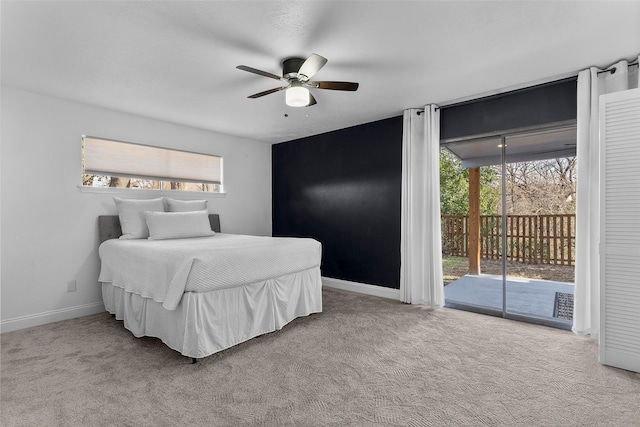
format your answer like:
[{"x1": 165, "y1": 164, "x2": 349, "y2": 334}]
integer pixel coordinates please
[{"x1": 98, "y1": 233, "x2": 322, "y2": 310}]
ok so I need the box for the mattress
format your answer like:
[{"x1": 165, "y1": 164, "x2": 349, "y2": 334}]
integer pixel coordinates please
[{"x1": 98, "y1": 233, "x2": 322, "y2": 310}]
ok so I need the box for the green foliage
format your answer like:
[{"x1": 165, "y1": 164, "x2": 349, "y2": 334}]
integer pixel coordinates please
[
  {"x1": 439, "y1": 149, "x2": 500, "y2": 215},
  {"x1": 440, "y1": 149, "x2": 469, "y2": 215},
  {"x1": 479, "y1": 166, "x2": 500, "y2": 215}
]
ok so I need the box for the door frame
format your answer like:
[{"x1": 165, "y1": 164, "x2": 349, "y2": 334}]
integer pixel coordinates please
[{"x1": 441, "y1": 121, "x2": 576, "y2": 330}]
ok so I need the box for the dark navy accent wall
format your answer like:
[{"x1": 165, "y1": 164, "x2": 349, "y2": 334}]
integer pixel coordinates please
[
  {"x1": 272, "y1": 116, "x2": 403, "y2": 289},
  {"x1": 440, "y1": 77, "x2": 577, "y2": 140}
]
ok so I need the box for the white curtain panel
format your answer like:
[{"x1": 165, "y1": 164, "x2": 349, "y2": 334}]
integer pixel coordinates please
[
  {"x1": 400, "y1": 106, "x2": 444, "y2": 307},
  {"x1": 573, "y1": 55, "x2": 640, "y2": 338}
]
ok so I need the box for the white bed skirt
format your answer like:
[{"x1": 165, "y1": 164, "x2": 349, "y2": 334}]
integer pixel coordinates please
[{"x1": 101, "y1": 266, "x2": 322, "y2": 358}]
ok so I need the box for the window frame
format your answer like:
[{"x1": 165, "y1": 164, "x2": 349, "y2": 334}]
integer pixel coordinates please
[{"x1": 81, "y1": 135, "x2": 225, "y2": 195}]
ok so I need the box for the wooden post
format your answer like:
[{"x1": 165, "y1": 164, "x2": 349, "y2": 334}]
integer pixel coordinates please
[{"x1": 468, "y1": 167, "x2": 481, "y2": 275}]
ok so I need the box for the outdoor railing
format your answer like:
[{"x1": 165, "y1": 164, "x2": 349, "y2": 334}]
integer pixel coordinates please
[{"x1": 441, "y1": 214, "x2": 575, "y2": 266}]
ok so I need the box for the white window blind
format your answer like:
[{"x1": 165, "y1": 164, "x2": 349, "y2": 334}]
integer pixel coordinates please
[{"x1": 83, "y1": 136, "x2": 222, "y2": 184}]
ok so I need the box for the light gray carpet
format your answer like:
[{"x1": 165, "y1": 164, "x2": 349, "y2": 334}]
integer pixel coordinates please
[{"x1": 2, "y1": 288, "x2": 639, "y2": 426}]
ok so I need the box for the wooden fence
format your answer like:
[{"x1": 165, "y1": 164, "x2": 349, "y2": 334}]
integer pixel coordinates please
[{"x1": 441, "y1": 214, "x2": 576, "y2": 266}]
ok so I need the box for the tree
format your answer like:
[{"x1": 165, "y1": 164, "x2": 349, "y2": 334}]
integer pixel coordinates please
[
  {"x1": 480, "y1": 165, "x2": 500, "y2": 215},
  {"x1": 500, "y1": 157, "x2": 576, "y2": 215},
  {"x1": 440, "y1": 149, "x2": 469, "y2": 215},
  {"x1": 440, "y1": 149, "x2": 577, "y2": 216},
  {"x1": 109, "y1": 177, "x2": 131, "y2": 188},
  {"x1": 440, "y1": 149, "x2": 500, "y2": 215}
]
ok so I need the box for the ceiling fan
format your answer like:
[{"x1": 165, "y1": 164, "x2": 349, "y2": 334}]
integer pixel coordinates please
[{"x1": 236, "y1": 53, "x2": 359, "y2": 107}]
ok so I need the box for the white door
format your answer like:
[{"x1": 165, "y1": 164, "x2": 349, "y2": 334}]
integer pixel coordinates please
[{"x1": 599, "y1": 87, "x2": 640, "y2": 373}]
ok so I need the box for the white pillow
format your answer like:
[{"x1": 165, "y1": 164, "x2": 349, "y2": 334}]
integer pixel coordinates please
[
  {"x1": 143, "y1": 210, "x2": 215, "y2": 240},
  {"x1": 164, "y1": 198, "x2": 208, "y2": 212},
  {"x1": 114, "y1": 197, "x2": 165, "y2": 239}
]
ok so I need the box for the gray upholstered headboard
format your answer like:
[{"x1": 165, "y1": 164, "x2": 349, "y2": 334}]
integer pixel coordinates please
[{"x1": 98, "y1": 214, "x2": 221, "y2": 244}]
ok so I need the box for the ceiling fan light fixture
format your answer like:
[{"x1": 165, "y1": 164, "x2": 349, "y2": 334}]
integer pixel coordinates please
[
  {"x1": 286, "y1": 84, "x2": 309, "y2": 107},
  {"x1": 237, "y1": 53, "x2": 358, "y2": 107}
]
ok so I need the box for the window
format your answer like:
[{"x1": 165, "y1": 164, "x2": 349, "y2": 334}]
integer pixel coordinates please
[{"x1": 82, "y1": 136, "x2": 223, "y2": 192}]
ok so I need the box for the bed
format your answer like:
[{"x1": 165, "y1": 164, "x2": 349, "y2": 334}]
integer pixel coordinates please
[{"x1": 98, "y1": 212, "x2": 322, "y2": 361}]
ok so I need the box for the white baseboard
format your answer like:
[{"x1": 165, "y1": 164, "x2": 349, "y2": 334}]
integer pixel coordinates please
[
  {"x1": 322, "y1": 276, "x2": 400, "y2": 300},
  {"x1": 1, "y1": 302, "x2": 105, "y2": 333}
]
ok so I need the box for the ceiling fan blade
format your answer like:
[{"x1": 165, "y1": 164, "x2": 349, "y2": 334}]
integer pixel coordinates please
[
  {"x1": 315, "y1": 81, "x2": 359, "y2": 91},
  {"x1": 247, "y1": 86, "x2": 286, "y2": 99},
  {"x1": 306, "y1": 93, "x2": 317, "y2": 107},
  {"x1": 236, "y1": 65, "x2": 282, "y2": 81},
  {"x1": 297, "y1": 53, "x2": 327, "y2": 82}
]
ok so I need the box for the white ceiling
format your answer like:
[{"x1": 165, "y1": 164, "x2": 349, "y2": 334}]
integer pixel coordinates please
[{"x1": 2, "y1": 1, "x2": 639, "y2": 144}]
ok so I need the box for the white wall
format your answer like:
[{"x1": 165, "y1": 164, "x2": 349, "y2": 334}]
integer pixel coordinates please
[{"x1": 0, "y1": 86, "x2": 272, "y2": 332}]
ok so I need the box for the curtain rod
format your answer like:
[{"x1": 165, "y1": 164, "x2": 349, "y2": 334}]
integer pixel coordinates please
[
  {"x1": 416, "y1": 60, "x2": 638, "y2": 113},
  {"x1": 416, "y1": 107, "x2": 439, "y2": 115},
  {"x1": 597, "y1": 60, "x2": 639, "y2": 75}
]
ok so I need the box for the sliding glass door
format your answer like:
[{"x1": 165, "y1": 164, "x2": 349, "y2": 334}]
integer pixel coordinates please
[
  {"x1": 441, "y1": 136, "x2": 503, "y2": 315},
  {"x1": 442, "y1": 125, "x2": 576, "y2": 329},
  {"x1": 502, "y1": 130, "x2": 576, "y2": 328}
]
